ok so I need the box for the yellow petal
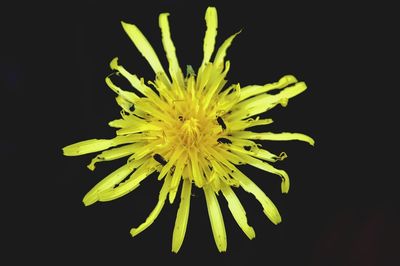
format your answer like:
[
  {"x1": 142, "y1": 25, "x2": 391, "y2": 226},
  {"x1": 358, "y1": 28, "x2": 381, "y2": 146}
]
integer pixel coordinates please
[
  {"x1": 230, "y1": 149, "x2": 290, "y2": 193},
  {"x1": 210, "y1": 159, "x2": 239, "y2": 187},
  {"x1": 188, "y1": 149, "x2": 205, "y2": 187},
  {"x1": 87, "y1": 143, "x2": 144, "y2": 171},
  {"x1": 63, "y1": 134, "x2": 157, "y2": 156},
  {"x1": 169, "y1": 152, "x2": 188, "y2": 204},
  {"x1": 157, "y1": 148, "x2": 185, "y2": 181},
  {"x1": 109, "y1": 57, "x2": 166, "y2": 105},
  {"x1": 115, "y1": 95, "x2": 134, "y2": 113},
  {"x1": 213, "y1": 30, "x2": 241, "y2": 69},
  {"x1": 97, "y1": 160, "x2": 156, "y2": 201},
  {"x1": 105, "y1": 75, "x2": 139, "y2": 103},
  {"x1": 120, "y1": 21, "x2": 169, "y2": 84},
  {"x1": 158, "y1": 13, "x2": 184, "y2": 87},
  {"x1": 116, "y1": 123, "x2": 161, "y2": 136},
  {"x1": 83, "y1": 158, "x2": 146, "y2": 206},
  {"x1": 230, "y1": 169, "x2": 282, "y2": 225},
  {"x1": 229, "y1": 82, "x2": 307, "y2": 120},
  {"x1": 215, "y1": 83, "x2": 241, "y2": 113},
  {"x1": 203, "y1": 146, "x2": 238, "y2": 174},
  {"x1": 220, "y1": 183, "x2": 255, "y2": 239},
  {"x1": 63, "y1": 139, "x2": 113, "y2": 156},
  {"x1": 202, "y1": 61, "x2": 230, "y2": 109},
  {"x1": 134, "y1": 99, "x2": 176, "y2": 124},
  {"x1": 200, "y1": 7, "x2": 218, "y2": 69},
  {"x1": 63, "y1": 136, "x2": 132, "y2": 156},
  {"x1": 232, "y1": 131, "x2": 315, "y2": 146},
  {"x1": 226, "y1": 142, "x2": 286, "y2": 163},
  {"x1": 239, "y1": 75, "x2": 298, "y2": 102},
  {"x1": 204, "y1": 185, "x2": 227, "y2": 252},
  {"x1": 130, "y1": 174, "x2": 172, "y2": 237},
  {"x1": 227, "y1": 117, "x2": 273, "y2": 131},
  {"x1": 171, "y1": 178, "x2": 192, "y2": 253}
]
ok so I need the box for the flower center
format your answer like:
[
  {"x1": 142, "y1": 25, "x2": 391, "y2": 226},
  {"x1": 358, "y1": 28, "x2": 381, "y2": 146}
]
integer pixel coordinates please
[{"x1": 180, "y1": 117, "x2": 200, "y2": 146}]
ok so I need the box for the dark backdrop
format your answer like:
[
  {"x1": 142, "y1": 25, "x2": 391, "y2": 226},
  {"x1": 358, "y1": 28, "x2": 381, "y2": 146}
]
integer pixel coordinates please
[{"x1": 3, "y1": 0, "x2": 398, "y2": 265}]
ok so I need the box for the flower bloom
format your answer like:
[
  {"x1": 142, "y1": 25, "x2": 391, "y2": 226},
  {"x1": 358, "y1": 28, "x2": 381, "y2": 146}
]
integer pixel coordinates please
[{"x1": 63, "y1": 6, "x2": 314, "y2": 252}]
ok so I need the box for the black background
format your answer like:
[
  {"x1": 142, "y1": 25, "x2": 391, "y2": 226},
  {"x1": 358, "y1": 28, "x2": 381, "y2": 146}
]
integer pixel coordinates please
[{"x1": 2, "y1": 0, "x2": 398, "y2": 265}]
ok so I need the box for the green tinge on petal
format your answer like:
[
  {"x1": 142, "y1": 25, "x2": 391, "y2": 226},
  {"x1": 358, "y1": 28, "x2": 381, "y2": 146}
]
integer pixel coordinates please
[
  {"x1": 221, "y1": 183, "x2": 255, "y2": 239},
  {"x1": 171, "y1": 179, "x2": 192, "y2": 253},
  {"x1": 130, "y1": 174, "x2": 172, "y2": 237},
  {"x1": 204, "y1": 185, "x2": 227, "y2": 252}
]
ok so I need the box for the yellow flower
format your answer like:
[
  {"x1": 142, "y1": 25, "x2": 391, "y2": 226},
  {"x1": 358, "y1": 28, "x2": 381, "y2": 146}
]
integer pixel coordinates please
[{"x1": 63, "y1": 6, "x2": 314, "y2": 252}]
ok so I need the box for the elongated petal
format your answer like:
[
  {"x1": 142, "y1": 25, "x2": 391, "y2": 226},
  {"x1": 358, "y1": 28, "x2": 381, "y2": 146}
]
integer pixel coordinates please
[
  {"x1": 171, "y1": 178, "x2": 192, "y2": 253},
  {"x1": 213, "y1": 30, "x2": 241, "y2": 69},
  {"x1": 227, "y1": 117, "x2": 273, "y2": 131},
  {"x1": 130, "y1": 174, "x2": 172, "y2": 237},
  {"x1": 233, "y1": 82, "x2": 307, "y2": 120},
  {"x1": 120, "y1": 21, "x2": 169, "y2": 83},
  {"x1": 115, "y1": 95, "x2": 134, "y2": 113},
  {"x1": 105, "y1": 75, "x2": 139, "y2": 103},
  {"x1": 63, "y1": 135, "x2": 139, "y2": 156},
  {"x1": 232, "y1": 131, "x2": 315, "y2": 146},
  {"x1": 97, "y1": 160, "x2": 156, "y2": 201},
  {"x1": 116, "y1": 123, "x2": 161, "y2": 136},
  {"x1": 169, "y1": 152, "x2": 188, "y2": 203},
  {"x1": 226, "y1": 142, "x2": 286, "y2": 163},
  {"x1": 157, "y1": 148, "x2": 185, "y2": 180},
  {"x1": 239, "y1": 75, "x2": 298, "y2": 102},
  {"x1": 83, "y1": 158, "x2": 146, "y2": 206},
  {"x1": 159, "y1": 13, "x2": 184, "y2": 87},
  {"x1": 221, "y1": 183, "x2": 255, "y2": 239},
  {"x1": 204, "y1": 185, "x2": 227, "y2": 252},
  {"x1": 200, "y1": 7, "x2": 218, "y2": 68},
  {"x1": 230, "y1": 169, "x2": 281, "y2": 225},
  {"x1": 63, "y1": 139, "x2": 113, "y2": 156},
  {"x1": 188, "y1": 149, "x2": 205, "y2": 187},
  {"x1": 87, "y1": 143, "x2": 144, "y2": 171},
  {"x1": 230, "y1": 150, "x2": 290, "y2": 193}
]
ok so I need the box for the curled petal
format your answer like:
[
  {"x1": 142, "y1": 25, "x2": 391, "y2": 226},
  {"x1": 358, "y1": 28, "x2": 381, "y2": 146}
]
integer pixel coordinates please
[{"x1": 130, "y1": 174, "x2": 172, "y2": 237}]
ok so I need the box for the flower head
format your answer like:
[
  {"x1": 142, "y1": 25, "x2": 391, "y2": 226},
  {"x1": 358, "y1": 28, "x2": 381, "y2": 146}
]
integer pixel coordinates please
[{"x1": 63, "y1": 7, "x2": 314, "y2": 252}]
